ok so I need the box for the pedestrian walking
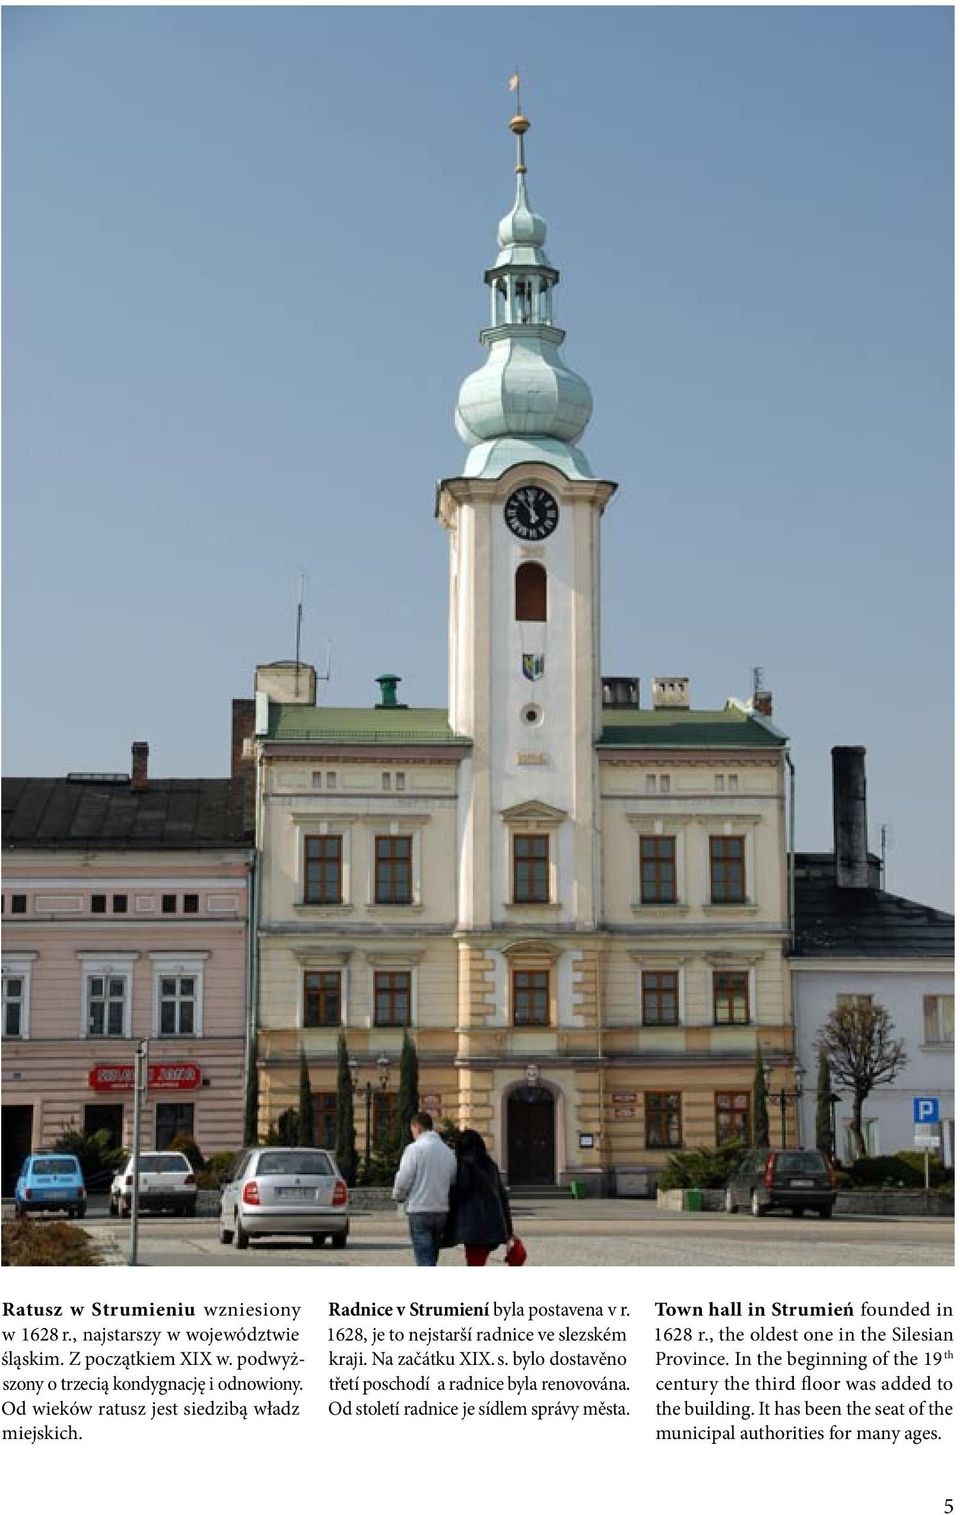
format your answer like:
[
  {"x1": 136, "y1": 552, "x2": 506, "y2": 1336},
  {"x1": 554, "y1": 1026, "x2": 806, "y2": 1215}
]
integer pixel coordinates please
[
  {"x1": 392, "y1": 1110, "x2": 457, "y2": 1266},
  {"x1": 448, "y1": 1128, "x2": 514, "y2": 1266}
]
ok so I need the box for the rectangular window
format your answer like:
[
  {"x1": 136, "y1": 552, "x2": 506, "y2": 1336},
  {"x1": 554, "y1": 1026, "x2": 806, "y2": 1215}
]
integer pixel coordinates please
[
  {"x1": 183, "y1": 894, "x2": 199, "y2": 914},
  {"x1": 112, "y1": 894, "x2": 128, "y2": 914},
  {"x1": 92, "y1": 894, "x2": 107, "y2": 914},
  {"x1": 304, "y1": 835, "x2": 343, "y2": 905},
  {"x1": 642, "y1": 971, "x2": 679, "y2": 1026},
  {"x1": 513, "y1": 834, "x2": 549, "y2": 903},
  {"x1": 162, "y1": 894, "x2": 177, "y2": 914},
  {"x1": 659, "y1": 774, "x2": 670, "y2": 794},
  {"x1": 326, "y1": 772, "x2": 337, "y2": 790},
  {"x1": 304, "y1": 970, "x2": 342, "y2": 1028},
  {"x1": 314, "y1": 1093, "x2": 338, "y2": 1149},
  {"x1": 374, "y1": 971, "x2": 411, "y2": 1027},
  {"x1": 87, "y1": 974, "x2": 127, "y2": 1037},
  {"x1": 312, "y1": 771, "x2": 323, "y2": 789},
  {"x1": 374, "y1": 836, "x2": 412, "y2": 904},
  {"x1": 639, "y1": 836, "x2": 677, "y2": 903},
  {"x1": 646, "y1": 1092, "x2": 682, "y2": 1149},
  {"x1": 645, "y1": 775, "x2": 657, "y2": 794},
  {"x1": 381, "y1": 773, "x2": 392, "y2": 791},
  {"x1": 12, "y1": 895, "x2": 27, "y2": 915},
  {"x1": 3, "y1": 976, "x2": 24, "y2": 1038},
  {"x1": 716, "y1": 1091, "x2": 750, "y2": 1143},
  {"x1": 923, "y1": 995, "x2": 954, "y2": 1045},
  {"x1": 156, "y1": 1103, "x2": 194, "y2": 1150},
  {"x1": 836, "y1": 993, "x2": 873, "y2": 1012},
  {"x1": 512, "y1": 969, "x2": 550, "y2": 1027},
  {"x1": 158, "y1": 975, "x2": 196, "y2": 1036},
  {"x1": 713, "y1": 971, "x2": 750, "y2": 1024},
  {"x1": 395, "y1": 773, "x2": 406, "y2": 792},
  {"x1": 710, "y1": 835, "x2": 746, "y2": 903},
  {"x1": 727, "y1": 775, "x2": 739, "y2": 794},
  {"x1": 715, "y1": 775, "x2": 725, "y2": 793}
]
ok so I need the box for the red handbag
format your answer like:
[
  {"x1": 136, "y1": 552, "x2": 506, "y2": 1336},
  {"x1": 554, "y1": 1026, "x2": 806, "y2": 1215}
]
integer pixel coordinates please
[{"x1": 504, "y1": 1235, "x2": 527, "y2": 1267}]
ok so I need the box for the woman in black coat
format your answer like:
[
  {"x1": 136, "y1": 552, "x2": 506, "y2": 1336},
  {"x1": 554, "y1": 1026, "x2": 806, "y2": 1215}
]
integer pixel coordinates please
[{"x1": 449, "y1": 1129, "x2": 514, "y2": 1266}]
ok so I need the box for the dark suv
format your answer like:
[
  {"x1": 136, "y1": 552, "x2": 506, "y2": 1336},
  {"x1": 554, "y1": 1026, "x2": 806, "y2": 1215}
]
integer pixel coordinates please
[{"x1": 724, "y1": 1149, "x2": 835, "y2": 1219}]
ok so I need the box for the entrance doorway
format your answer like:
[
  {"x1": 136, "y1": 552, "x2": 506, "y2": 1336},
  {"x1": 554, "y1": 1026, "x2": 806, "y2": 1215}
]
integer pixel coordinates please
[
  {"x1": 507, "y1": 1086, "x2": 556, "y2": 1184},
  {"x1": 1, "y1": 1105, "x2": 34, "y2": 1195}
]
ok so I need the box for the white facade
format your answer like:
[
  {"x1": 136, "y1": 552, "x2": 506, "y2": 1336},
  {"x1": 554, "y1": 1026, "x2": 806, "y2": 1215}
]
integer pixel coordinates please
[{"x1": 793, "y1": 961, "x2": 954, "y2": 1166}]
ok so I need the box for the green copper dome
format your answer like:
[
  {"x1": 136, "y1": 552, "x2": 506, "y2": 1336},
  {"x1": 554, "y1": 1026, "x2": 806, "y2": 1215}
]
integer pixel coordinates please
[{"x1": 455, "y1": 117, "x2": 594, "y2": 480}]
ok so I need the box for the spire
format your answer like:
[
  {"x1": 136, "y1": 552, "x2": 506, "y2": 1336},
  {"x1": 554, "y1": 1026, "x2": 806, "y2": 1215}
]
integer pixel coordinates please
[{"x1": 454, "y1": 82, "x2": 594, "y2": 480}]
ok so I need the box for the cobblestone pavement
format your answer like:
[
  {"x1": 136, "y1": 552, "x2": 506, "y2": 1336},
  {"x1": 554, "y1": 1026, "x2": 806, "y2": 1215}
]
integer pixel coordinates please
[{"x1": 67, "y1": 1200, "x2": 954, "y2": 1267}]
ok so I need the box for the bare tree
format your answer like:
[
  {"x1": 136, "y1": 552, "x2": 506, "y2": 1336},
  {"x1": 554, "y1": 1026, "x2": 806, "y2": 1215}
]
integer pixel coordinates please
[{"x1": 815, "y1": 1001, "x2": 907, "y2": 1159}]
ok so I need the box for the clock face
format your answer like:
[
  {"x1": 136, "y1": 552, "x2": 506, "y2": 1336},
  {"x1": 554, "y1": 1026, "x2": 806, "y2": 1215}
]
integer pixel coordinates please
[{"x1": 504, "y1": 486, "x2": 559, "y2": 541}]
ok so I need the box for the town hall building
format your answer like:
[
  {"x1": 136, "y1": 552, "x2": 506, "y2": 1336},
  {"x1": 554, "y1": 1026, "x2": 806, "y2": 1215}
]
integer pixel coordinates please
[{"x1": 241, "y1": 106, "x2": 796, "y2": 1191}]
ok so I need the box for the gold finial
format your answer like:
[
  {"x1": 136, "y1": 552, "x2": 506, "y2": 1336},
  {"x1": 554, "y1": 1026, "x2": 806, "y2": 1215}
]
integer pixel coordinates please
[{"x1": 508, "y1": 71, "x2": 529, "y2": 173}]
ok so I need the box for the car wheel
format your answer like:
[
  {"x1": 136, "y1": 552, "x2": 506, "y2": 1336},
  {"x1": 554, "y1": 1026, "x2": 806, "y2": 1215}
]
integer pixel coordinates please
[
  {"x1": 724, "y1": 1189, "x2": 738, "y2": 1214},
  {"x1": 233, "y1": 1212, "x2": 249, "y2": 1250},
  {"x1": 331, "y1": 1231, "x2": 348, "y2": 1251},
  {"x1": 311, "y1": 1234, "x2": 327, "y2": 1248},
  {"x1": 818, "y1": 1206, "x2": 834, "y2": 1220},
  {"x1": 750, "y1": 1191, "x2": 768, "y2": 1218},
  {"x1": 14, "y1": 1203, "x2": 24, "y2": 1219},
  {"x1": 109, "y1": 1196, "x2": 119, "y2": 1217},
  {"x1": 120, "y1": 1199, "x2": 131, "y2": 1219},
  {"x1": 185, "y1": 1201, "x2": 197, "y2": 1218},
  {"x1": 791, "y1": 1207, "x2": 804, "y2": 1218},
  {"x1": 218, "y1": 1217, "x2": 233, "y2": 1245}
]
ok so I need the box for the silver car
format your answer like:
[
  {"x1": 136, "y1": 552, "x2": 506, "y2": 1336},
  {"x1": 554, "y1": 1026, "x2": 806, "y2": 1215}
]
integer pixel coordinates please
[{"x1": 218, "y1": 1147, "x2": 349, "y2": 1250}]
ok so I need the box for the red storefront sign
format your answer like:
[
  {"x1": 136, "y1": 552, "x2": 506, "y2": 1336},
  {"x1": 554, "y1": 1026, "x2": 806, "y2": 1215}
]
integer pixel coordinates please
[{"x1": 88, "y1": 1062, "x2": 202, "y2": 1093}]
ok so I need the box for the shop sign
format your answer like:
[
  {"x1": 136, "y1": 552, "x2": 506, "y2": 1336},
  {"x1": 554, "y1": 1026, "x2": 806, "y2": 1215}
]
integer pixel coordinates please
[
  {"x1": 611, "y1": 1091, "x2": 637, "y2": 1103},
  {"x1": 613, "y1": 1107, "x2": 637, "y2": 1121},
  {"x1": 88, "y1": 1062, "x2": 202, "y2": 1093},
  {"x1": 421, "y1": 1092, "x2": 443, "y2": 1116}
]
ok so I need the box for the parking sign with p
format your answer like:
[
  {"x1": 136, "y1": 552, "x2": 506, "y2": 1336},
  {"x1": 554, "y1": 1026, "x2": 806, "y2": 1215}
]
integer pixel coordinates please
[{"x1": 913, "y1": 1097, "x2": 940, "y2": 1124}]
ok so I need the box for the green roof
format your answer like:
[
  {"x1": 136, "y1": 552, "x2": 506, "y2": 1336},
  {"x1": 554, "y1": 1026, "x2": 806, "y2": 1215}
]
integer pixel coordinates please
[
  {"x1": 267, "y1": 706, "x2": 468, "y2": 746},
  {"x1": 598, "y1": 709, "x2": 787, "y2": 749}
]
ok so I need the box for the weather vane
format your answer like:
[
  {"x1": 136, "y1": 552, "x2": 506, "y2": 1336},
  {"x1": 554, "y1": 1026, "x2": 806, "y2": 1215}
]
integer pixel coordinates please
[{"x1": 509, "y1": 71, "x2": 529, "y2": 174}]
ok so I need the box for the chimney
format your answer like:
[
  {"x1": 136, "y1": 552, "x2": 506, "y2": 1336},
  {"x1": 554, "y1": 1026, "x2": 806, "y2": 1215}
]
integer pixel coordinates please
[
  {"x1": 131, "y1": 741, "x2": 149, "y2": 792},
  {"x1": 602, "y1": 677, "x2": 640, "y2": 710},
  {"x1": 375, "y1": 674, "x2": 407, "y2": 710},
  {"x1": 231, "y1": 699, "x2": 256, "y2": 834},
  {"x1": 652, "y1": 676, "x2": 690, "y2": 710},
  {"x1": 832, "y1": 746, "x2": 869, "y2": 890},
  {"x1": 753, "y1": 690, "x2": 773, "y2": 717}
]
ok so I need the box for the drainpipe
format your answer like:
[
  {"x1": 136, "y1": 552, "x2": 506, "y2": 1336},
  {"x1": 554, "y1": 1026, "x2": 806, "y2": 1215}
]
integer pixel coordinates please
[
  {"x1": 244, "y1": 746, "x2": 265, "y2": 1143},
  {"x1": 784, "y1": 748, "x2": 798, "y2": 1146}
]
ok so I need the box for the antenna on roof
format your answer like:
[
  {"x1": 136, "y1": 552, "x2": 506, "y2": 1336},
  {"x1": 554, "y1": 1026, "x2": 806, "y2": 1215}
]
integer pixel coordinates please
[
  {"x1": 317, "y1": 642, "x2": 333, "y2": 706},
  {"x1": 751, "y1": 665, "x2": 764, "y2": 700},
  {"x1": 879, "y1": 822, "x2": 891, "y2": 888},
  {"x1": 294, "y1": 573, "x2": 306, "y2": 698}
]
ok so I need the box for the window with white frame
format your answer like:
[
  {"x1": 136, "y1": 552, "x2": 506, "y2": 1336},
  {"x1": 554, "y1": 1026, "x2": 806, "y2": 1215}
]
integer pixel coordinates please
[
  {"x1": 81, "y1": 959, "x2": 134, "y2": 1039},
  {"x1": 150, "y1": 955, "x2": 206, "y2": 1038},
  {"x1": 923, "y1": 994, "x2": 954, "y2": 1045},
  {"x1": 2, "y1": 956, "x2": 33, "y2": 1039}
]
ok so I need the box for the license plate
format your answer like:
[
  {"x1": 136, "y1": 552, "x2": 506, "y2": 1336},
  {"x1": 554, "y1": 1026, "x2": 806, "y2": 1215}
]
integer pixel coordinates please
[
  {"x1": 278, "y1": 1187, "x2": 314, "y2": 1200},
  {"x1": 790, "y1": 1179, "x2": 815, "y2": 1187},
  {"x1": 44, "y1": 1190, "x2": 71, "y2": 1200}
]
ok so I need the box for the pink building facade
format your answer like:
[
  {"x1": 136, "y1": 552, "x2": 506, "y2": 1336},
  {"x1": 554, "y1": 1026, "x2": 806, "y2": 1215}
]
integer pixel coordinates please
[{"x1": 2, "y1": 760, "x2": 252, "y2": 1190}]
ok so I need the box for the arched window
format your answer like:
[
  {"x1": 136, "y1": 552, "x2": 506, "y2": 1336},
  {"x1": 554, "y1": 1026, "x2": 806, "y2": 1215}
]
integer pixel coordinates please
[{"x1": 515, "y1": 562, "x2": 547, "y2": 621}]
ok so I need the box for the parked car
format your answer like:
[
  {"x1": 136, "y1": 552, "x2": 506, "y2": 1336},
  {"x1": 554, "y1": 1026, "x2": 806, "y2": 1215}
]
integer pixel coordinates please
[
  {"x1": 109, "y1": 1152, "x2": 197, "y2": 1217},
  {"x1": 14, "y1": 1153, "x2": 86, "y2": 1218},
  {"x1": 218, "y1": 1147, "x2": 349, "y2": 1250},
  {"x1": 725, "y1": 1148, "x2": 836, "y2": 1218}
]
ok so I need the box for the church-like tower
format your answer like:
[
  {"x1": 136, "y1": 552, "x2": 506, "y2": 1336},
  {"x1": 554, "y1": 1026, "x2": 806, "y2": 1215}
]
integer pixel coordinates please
[
  {"x1": 437, "y1": 98, "x2": 617, "y2": 1173},
  {"x1": 439, "y1": 102, "x2": 617, "y2": 935}
]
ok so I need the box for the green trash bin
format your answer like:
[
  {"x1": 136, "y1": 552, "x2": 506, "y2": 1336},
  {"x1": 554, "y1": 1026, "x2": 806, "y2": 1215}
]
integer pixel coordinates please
[
  {"x1": 570, "y1": 1180, "x2": 586, "y2": 1200},
  {"x1": 684, "y1": 1188, "x2": 702, "y2": 1212}
]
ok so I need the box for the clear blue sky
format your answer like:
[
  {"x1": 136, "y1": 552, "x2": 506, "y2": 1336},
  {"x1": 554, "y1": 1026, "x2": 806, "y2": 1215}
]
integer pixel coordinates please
[{"x1": 3, "y1": 6, "x2": 953, "y2": 910}]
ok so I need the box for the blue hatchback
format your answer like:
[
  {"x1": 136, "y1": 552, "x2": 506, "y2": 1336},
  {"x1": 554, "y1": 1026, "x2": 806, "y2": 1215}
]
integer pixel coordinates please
[{"x1": 14, "y1": 1153, "x2": 86, "y2": 1218}]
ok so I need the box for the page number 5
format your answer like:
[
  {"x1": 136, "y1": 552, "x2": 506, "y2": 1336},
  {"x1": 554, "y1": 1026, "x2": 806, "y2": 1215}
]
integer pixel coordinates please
[{"x1": 944, "y1": 1501, "x2": 953, "y2": 1513}]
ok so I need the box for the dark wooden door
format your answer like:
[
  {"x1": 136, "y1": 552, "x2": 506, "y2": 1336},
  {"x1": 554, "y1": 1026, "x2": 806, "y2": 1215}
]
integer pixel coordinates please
[
  {"x1": 1, "y1": 1105, "x2": 34, "y2": 1195},
  {"x1": 507, "y1": 1087, "x2": 555, "y2": 1184}
]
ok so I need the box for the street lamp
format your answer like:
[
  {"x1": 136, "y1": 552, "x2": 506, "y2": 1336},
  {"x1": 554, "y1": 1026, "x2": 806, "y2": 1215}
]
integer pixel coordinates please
[
  {"x1": 762, "y1": 1057, "x2": 805, "y2": 1148},
  {"x1": 351, "y1": 1055, "x2": 391, "y2": 1176}
]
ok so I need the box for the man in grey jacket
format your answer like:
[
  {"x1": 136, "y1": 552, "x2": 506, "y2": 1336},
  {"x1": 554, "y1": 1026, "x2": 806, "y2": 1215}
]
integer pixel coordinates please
[{"x1": 392, "y1": 1110, "x2": 457, "y2": 1266}]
